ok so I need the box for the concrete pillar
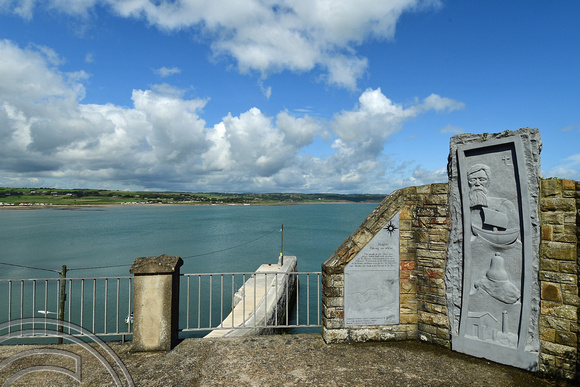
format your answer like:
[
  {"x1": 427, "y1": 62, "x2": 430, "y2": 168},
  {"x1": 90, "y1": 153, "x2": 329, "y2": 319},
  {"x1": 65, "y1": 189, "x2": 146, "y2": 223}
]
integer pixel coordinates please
[{"x1": 130, "y1": 254, "x2": 183, "y2": 352}]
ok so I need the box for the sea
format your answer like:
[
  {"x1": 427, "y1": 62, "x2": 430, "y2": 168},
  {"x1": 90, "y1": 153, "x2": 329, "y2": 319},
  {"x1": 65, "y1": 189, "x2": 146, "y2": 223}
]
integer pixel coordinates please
[
  {"x1": 0, "y1": 203, "x2": 377, "y2": 279},
  {"x1": 0, "y1": 203, "x2": 378, "y2": 338}
]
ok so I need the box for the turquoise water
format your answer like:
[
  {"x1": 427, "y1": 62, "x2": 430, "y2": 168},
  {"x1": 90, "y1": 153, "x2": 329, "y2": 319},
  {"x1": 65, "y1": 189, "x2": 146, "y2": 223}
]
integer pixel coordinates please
[
  {"x1": 0, "y1": 203, "x2": 377, "y2": 339},
  {"x1": 0, "y1": 203, "x2": 376, "y2": 279}
]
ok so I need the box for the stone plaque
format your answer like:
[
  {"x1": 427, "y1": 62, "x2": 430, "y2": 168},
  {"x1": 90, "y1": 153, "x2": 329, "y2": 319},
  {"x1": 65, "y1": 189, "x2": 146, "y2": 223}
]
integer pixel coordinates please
[
  {"x1": 446, "y1": 129, "x2": 541, "y2": 370},
  {"x1": 344, "y1": 213, "x2": 400, "y2": 326}
]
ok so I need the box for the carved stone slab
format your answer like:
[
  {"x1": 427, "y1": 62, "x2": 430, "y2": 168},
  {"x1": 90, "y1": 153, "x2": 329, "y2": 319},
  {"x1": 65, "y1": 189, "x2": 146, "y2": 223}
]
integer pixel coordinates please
[
  {"x1": 344, "y1": 213, "x2": 400, "y2": 326},
  {"x1": 446, "y1": 129, "x2": 541, "y2": 370}
]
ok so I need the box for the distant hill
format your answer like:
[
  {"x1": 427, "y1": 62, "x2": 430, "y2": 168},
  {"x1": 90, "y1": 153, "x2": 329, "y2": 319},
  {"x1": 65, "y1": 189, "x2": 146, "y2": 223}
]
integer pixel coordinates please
[{"x1": 0, "y1": 187, "x2": 386, "y2": 207}]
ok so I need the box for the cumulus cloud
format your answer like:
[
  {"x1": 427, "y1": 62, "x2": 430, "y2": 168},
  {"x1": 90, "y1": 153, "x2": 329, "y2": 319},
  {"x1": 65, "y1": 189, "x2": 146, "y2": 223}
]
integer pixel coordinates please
[
  {"x1": 0, "y1": 40, "x2": 464, "y2": 193},
  {"x1": 154, "y1": 66, "x2": 181, "y2": 78},
  {"x1": 0, "y1": 0, "x2": 442, "y2": 90}
]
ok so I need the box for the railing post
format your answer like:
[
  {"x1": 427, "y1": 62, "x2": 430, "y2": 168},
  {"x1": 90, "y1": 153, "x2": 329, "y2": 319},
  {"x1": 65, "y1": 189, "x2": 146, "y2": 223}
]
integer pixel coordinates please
[
  {"x1": 129, "y1": 254, "x2": 183, "y2": 352},
  {"x1": 58, "y1": 265, "x2": 67, "y2": 344}
]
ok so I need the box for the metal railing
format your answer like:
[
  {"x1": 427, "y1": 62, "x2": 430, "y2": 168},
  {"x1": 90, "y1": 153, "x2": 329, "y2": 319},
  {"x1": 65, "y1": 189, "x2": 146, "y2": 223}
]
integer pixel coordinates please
[
  {"x1": 0, "y1": 276, "x2": 133, "y2": 340},
  {"x1": 180, "y1": 271, "x2": 321, "y2": 332},
  {"x1": 1, "y1": 271, "x2": 322, "y2": 342}
]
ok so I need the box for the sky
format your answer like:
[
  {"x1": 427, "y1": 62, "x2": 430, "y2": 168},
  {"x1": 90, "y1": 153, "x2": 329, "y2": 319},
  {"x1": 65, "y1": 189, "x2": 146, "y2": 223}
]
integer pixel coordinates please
[{"x1": 0, "y1": 0, "x2": 579, "y2": 194}]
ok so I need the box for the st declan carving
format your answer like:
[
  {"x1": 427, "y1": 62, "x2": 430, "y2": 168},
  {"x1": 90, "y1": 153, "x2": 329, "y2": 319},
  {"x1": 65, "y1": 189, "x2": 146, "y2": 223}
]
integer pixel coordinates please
[{"x1": 446, "y1": 130, "x2": 541, "y2": 370}]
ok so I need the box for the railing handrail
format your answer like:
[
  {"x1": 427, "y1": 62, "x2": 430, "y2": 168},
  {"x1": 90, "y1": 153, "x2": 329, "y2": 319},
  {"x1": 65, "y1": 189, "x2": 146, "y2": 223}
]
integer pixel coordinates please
[
  {"x1": 181, "y1": 271, "x2": 321, "y2": 276},
  {"x1": 0, "y1": 275, "x2": 134, "y2": 282}
]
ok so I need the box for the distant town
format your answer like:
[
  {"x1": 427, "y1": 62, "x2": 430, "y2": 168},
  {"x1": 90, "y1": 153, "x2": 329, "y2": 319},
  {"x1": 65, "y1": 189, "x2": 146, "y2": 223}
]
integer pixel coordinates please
[{"x1": 0, "y1": 187, "x2": 385, "y2": 207}]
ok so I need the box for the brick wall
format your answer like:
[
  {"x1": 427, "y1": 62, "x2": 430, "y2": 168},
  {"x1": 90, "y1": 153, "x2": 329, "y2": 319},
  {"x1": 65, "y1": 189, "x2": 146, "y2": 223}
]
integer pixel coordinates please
[{"x1": 321, "y1": 178, "x2": 579, "y2": 381}]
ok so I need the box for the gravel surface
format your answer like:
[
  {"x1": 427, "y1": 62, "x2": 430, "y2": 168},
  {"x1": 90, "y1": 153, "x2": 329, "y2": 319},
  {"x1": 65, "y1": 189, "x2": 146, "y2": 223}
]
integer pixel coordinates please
[{"x1": 0, "y1": 334, "x2": 572, "y2": 386}]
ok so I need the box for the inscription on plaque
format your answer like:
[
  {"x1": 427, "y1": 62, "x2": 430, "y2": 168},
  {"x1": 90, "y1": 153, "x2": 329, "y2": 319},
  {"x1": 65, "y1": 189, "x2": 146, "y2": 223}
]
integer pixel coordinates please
[{"x1": 344, "y1": 213, "x2": 400, "y2": 326}]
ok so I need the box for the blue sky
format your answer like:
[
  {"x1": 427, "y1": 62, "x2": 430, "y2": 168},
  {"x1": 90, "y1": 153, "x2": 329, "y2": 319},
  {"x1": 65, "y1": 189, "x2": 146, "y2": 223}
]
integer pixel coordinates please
[{"x1": 0, "y1": 1, "x2": 578, "y2": 194}]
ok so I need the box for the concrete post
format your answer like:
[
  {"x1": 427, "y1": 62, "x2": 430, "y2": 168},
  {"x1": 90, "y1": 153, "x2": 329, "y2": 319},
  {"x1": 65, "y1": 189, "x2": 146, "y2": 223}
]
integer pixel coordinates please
[{"x1": 130, "y1": 254, "x2": 183, "y2": 352}]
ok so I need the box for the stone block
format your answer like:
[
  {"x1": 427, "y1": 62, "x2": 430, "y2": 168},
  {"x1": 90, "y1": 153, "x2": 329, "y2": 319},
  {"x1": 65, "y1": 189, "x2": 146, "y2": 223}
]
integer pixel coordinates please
[
  {"x1": 400, "y1": 303, "x2": 417, "y2": 314},
  {"x1": 541, "y1": 179, "x2": 562, "y2": 198},
  {"x1": 436, "y1": 327, "x2": 450, "y2": 340},
  {"x1": 353, "y1": 228, "x2": 375, "y2": 249},
  {"x1": 418, "y1": 311, "x2": 448, "y2": 328},
  {"x1": 400, "y1": 261, "x2": 416, "y2": 271},
  {"x1": 541, "y1": 241, "x2": 576, "y2": 261},
  {"x1": 541, "y1": 225, "x2": 553, "y2": 241},
  {"x1": 414, "y1": 230, "x2": 429, "y2": 243},
  {"x1": 554, "y1": 357, "x2": 576, "y2": 371},
  {"x1": 322, "y1": 294, "x2": 344, "y2": 308},
  {"x1": 540, "y1": 259, "x2": 558, "y2": 272},
  {"x1": 561, "y1": 284, "x2": 578, "y2": 295},
  {"x1": 555, "y1": 330, "x2": 577, "y2": 346},
  {"x1": 431, "y1": 183, "x2": 449, "y2": 195},
  {"x1": 324, "y1": 307, "x2": 344, "y2": 319},
  {"x1": 323, "y1": 286, "x2": 343, "y2": 297},
  {"x1": 323, "y1": 317, "x2": 344, "y2": 329},
  {"x1": 562, "y1": 179, "x2": 576, "y2": 191},
  {"x1": 416, "y1": 248, "x2": 446, "y2": 259},
  {"x1": 432, "y1": 337, "x2": 451, "y2": 348},
  {"x1": 558, "y1": 261, "x2": 577, "y2": 274},
  {"x1": 350, "y1": 328, "x2": 380, "y2": 342},
  {"x1": 423, "y1": 194, "x2": 448, "y2": 205},
  {"x1": 562, "y1": 293, "x2": 580, "y2": 307},
  {"x1": 540, "y1": 315, "x2": 571, "y2": 331},
  {"x1": 399, "y1": 293, "x2": 416, "y2": 304},
  {"x1": 399, "y1": 313, "x2": 418, "y2": 324},
  {"x1": 541, "y1": 212, "x2": 564, "y2": 225},
  {"x1": 541, "y1": 341, "x2": 577, "y2": 359},
  {"x1": 539, "y1": 352, "x2": 556, "y2": 367},
  {"x1": 405, "y1": 324, "x2": 418, "y2": 338},
  {"x1": 541, "y1": 301, "x2": 577, "y2": 320},
  {"x1": 322, "y1": 327, "x2": 349, "y2": 343},
  {"x1": 539, "y1": 327, "x2": 555, "y2": 342},
  {"x1": 539, "y1": 270, "x2": 577, "y2": 284},
  {"x1": 416, "y1": 185, "x2": 431, "y2": 194},
  {"x1": 541, "y1": 282, "x2": 563, "y2": 302},
  {"x1": 400, "y1": 278, "x2": 417, "y2": 294},
  {"x1": 540, "y1": 198, "x2": 576, "y2": 212}
]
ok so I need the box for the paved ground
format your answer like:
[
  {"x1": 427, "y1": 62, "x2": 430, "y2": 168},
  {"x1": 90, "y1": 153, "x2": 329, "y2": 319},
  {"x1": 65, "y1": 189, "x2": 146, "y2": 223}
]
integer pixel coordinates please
[{"x1": 0, "y1": 333, "x2": 573, "y2": 386}]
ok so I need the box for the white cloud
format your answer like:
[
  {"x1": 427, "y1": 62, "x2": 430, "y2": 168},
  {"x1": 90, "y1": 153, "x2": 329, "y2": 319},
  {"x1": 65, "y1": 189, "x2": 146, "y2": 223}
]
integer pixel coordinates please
[
  {"x1": 85, "y1": 52, "x2": 95, "y2": 63},
  {"x1": 543, "y1": 154, "x2": 580, "y2": 180},
  {"x1": 1, "y1": 0, "x2": 442, "y2": 90},
  {"x1": 440, "y1": 124, "x2": 464, "y2": 134},
  {"x1": 154, "y1": 66, "x2": 181, "y2": 78},
  {"x1": 559, "y1": 124, "x2": 579, "y2": 132},
  {"x1": 0, "y1": 40, "x2": 464, "y2": 193}
]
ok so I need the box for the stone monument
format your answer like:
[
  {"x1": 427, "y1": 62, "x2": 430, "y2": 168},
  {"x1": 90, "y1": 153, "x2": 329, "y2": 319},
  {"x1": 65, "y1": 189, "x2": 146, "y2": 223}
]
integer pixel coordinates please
[
  {"x1": 344, "y1": 213, "x2": 400, "y2": 326},
  {"x1": 446, "y1": 128, "x2": 541, "y2": 369}
]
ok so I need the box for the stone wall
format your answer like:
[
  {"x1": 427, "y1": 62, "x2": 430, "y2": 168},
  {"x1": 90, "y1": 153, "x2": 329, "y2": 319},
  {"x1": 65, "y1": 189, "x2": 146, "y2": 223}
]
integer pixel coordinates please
[
  {"x1": 322, "y1": 183, "x2": 450, "y2": 346},
  {"x1": 538, "y1": 179, "x2": 579, "y2": 380},
  {"x1": 321, "y1": 178, "x2": 579, "y2": 381}
]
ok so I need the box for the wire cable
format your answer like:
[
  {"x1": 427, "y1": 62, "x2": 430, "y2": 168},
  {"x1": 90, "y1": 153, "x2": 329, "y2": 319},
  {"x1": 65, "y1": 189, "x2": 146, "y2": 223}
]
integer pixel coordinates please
[
  {"x1": 181, "y1": 227, "x2": 280, "y2": 259},
  {"x1": 1, "y1": 227, "x2": 281, "y2": 273},
  {"x1": 0, "y1": 261, "x2": 61, "y2": 274}
]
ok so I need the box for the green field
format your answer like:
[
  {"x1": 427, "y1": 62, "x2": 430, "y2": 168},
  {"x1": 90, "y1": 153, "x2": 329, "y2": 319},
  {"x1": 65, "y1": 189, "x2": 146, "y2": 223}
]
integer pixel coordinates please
[{"x1": 0, "y1": 188, "x2": 385, "y2": 207}]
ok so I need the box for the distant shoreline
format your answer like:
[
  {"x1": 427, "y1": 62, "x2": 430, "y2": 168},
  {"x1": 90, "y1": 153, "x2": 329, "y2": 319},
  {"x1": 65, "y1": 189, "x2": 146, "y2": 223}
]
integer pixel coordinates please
[{"x1": 0, "y1": 201, "x2": 380, "y2": 210}]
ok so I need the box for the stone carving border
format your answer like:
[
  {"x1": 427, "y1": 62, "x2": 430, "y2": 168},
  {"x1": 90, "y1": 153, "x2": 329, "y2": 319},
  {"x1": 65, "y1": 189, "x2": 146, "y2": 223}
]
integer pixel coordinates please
[{"x1": 447, "y1": 129, "x2": 541, "y2": 370}]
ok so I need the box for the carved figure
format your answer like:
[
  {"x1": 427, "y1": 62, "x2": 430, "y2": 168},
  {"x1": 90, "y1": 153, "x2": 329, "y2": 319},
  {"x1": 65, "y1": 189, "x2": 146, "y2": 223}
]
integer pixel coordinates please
[
  {"x1": 465, "y1": 163, "x2": 522, "y2": 348},
  {"x1": 467, "y1": 164, "x2": 519, "y2": 245}
]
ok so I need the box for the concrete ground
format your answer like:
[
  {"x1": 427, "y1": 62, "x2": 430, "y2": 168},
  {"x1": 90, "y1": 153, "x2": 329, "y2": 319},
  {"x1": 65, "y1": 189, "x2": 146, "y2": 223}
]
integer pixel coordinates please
[{"x1": 0, "y1": 333, "x2": 573, "y2": 386}]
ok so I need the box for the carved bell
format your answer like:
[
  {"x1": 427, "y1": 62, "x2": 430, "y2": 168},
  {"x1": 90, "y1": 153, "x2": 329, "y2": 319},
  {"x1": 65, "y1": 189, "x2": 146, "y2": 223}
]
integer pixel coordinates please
[{"x1": 486, "y1": 252, "x2": 509, "y2": 282}]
